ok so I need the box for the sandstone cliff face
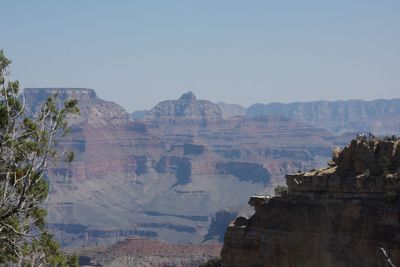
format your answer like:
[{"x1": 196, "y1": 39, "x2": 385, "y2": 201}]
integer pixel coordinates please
[
  {"x1": 246, "y1": 99, "x2": 400, "y2": 134},
  {"x1": 222, "y1": 138, "x2": 400, "y2": 267}
]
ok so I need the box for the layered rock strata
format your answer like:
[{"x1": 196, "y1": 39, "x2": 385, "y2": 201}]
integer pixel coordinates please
[
  {"x1": 70, "y1": 238, "x2": 222, "y2": 267},
  {"x1": 21, "y1": 89, "x2": 335, "y2": 247},
  {"x1": 246, "y1": 99, "x2": 400, "y2": 134},
  {"x1": 222, "y1": 138, "x2": 400, "y2": 267}
]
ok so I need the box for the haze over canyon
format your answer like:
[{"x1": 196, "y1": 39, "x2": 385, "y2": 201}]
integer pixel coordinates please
[{"x1": 22, "y1": 88, "x2": 400, "y2": 251}]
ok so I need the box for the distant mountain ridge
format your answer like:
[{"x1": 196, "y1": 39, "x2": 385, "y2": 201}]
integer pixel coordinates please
[
  {"x1": 246, "y1": 98, "x2": 400, "y2": 134},
  {"x1": 132, "y1": 97, "x2": 400, "y2": 134}
]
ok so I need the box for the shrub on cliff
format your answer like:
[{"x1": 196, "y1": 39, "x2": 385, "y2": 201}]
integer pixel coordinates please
[{"x1": 0, "y1": 50, "x2": 79, "y2": 266}]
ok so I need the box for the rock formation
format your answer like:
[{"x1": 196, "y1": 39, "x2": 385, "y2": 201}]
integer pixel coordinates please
[
  {"x1": 145, "y1": 91, "x2": 227, "y2": 121},
  {"x1": 246, "y1": 98, "x2": 400, "y2": 134},
  {"x1": 24, "y1": 88, "x2": 129, "y2": 124},
  {"x1": 22, "y1": 88, "x2": 337, "y2": 247},
  {"x1": 222, "y1": 137, "x2": 400, "y2": 267}
]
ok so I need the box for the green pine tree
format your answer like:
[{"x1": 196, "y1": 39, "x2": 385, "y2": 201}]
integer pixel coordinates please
[{"x1": 0, "y1": 49, "x2": 79, "y2": 266}]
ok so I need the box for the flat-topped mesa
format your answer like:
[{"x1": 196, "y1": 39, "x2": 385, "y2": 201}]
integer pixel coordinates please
[
  {"x1": 24, "y1": 88, "x2": 129, "y2": 123},
  {"x1": 286, "y1": 138, "x2": 400, "y2": 195},
  {"x1": 24, "y1": 88, "x2": 97, "y2": 102}
]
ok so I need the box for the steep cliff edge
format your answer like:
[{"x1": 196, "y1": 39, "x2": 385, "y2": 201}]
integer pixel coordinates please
[{"x1": 222, "y1": 138, "x2": 400, "y2": 267}]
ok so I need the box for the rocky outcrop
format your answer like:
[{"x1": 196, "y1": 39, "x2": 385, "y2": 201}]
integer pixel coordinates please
[
  {"x1": 246, "y1": 98, "x2": 400, "y2": 134},
  {"x1": 222, "y1": 138, "x2": 400, "y2": 267}
]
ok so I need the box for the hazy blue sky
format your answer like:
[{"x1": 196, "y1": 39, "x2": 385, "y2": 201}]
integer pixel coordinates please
[{"x1": 1, "y1": 1, "x2": 399, "y2": 111}]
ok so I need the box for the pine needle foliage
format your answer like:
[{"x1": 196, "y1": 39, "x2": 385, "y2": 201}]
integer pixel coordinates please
[{"x1": 0, "y1": 50, "x2": 79, "y2": 266}]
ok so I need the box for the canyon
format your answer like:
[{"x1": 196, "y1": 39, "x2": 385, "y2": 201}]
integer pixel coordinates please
[
  {"x1": 24, "y1": 88, "x2": 341, "y2": 248},
  {"x1": 222, "y1": 138, "x2": 400, "y2": 267},
  {"x1": 22, "y1": 88, "x2": 400, "y2": 266}
]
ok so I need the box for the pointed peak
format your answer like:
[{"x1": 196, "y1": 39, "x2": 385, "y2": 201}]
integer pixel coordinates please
[{"x1": 179, "y1": 91, "x2": 197, "y2": 102}]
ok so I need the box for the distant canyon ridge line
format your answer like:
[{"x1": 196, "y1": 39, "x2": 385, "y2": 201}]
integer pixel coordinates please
[
  {"x1": 23, "y1": 88, "x2": 400, "y2": 248},
  {"x1": 131, "y1": 91, "x2": 400, "y2": 135}
]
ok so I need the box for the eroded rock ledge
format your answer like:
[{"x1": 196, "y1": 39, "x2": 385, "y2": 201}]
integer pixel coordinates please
[{"x1": 221, "y1": 138, "x2": 400, "y2": 267}]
